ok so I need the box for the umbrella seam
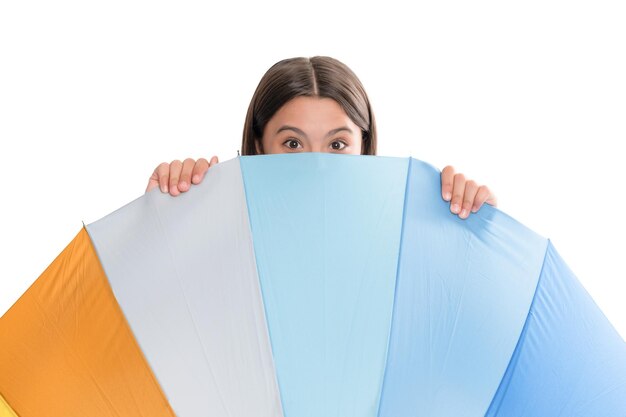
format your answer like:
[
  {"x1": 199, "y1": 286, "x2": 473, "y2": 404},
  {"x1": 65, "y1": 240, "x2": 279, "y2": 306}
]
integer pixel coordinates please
[
  {"x1": 483, "y1": 237, "x2": 551, "y2": 416},
  {"x1": 374, "y1": 156, "x2": 413, "y2": 417}
]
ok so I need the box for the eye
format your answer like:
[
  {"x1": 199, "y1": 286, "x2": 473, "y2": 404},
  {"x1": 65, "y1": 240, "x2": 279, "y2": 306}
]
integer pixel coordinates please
[
  {"x1": 330, "y1": 140, "x2": 348, "y2": 151},
  {"x1": 283, "y1": 138, "x2": 302, "y2": 150}
]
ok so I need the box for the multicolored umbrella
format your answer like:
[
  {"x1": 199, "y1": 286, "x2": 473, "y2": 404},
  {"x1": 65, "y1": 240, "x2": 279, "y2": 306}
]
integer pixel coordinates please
[{"x1": 1, "y1": 153, "x2": 625, "y2": 417}]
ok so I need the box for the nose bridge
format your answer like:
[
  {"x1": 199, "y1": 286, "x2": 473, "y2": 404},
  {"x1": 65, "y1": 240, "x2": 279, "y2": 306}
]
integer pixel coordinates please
[
  {"x1": 310, "y1": 143, "x2": 325, "y2": 153},
  {"x1": 308, "y1": 134, "x2": 328, "y2": 153}
]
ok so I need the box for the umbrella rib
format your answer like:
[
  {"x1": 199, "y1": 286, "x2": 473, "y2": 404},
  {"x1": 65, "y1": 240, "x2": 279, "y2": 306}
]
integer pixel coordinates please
[{"x1": 151, "y1": 200, "x2": 233, "y2": 417}]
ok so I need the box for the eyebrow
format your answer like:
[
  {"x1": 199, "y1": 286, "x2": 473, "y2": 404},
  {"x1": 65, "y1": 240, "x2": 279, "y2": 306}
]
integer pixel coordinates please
[{"x1": 276, "y1": 125, "x2": 354, "y2": 139}]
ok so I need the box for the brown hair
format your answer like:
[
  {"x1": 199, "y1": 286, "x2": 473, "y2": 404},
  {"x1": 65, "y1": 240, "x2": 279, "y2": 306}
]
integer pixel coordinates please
[{"x1": 241, "y1": 56, "x2": 377, "y2": 156}]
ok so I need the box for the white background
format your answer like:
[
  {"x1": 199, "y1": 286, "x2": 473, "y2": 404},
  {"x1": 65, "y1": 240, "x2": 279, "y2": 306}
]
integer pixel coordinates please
[{"x1": 1, "y1": 1, "x2": 624, "y2": 339}]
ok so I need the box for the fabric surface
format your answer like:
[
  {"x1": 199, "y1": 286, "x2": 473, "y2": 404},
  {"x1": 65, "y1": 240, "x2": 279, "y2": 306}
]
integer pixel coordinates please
[
  {"x1": 241, "y1": 154, "x2": 408, "y2": 416},
  {"x1": 485, "y1": 240, "x2": 626, "y2": 416},
  {"x1": 377, "y1": 157, "x2": 548, "y2": 417},
  {"x1": 0, "y1": 394, "x2": 18, "y2": 417},
  {"x1": 0, "y1": 229, "x2": 175, "y2": 417},
  {"x1": 86, "y1": 157, "x2": 283, "y2": 417},
  {"x1": 1, "y1": 153, "x2": 624, "y2": 416}
]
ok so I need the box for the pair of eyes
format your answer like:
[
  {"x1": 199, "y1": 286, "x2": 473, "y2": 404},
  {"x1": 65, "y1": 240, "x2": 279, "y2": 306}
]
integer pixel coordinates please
[{"x1": 282, "y1": 138, "x2": 349, "y2": 151}]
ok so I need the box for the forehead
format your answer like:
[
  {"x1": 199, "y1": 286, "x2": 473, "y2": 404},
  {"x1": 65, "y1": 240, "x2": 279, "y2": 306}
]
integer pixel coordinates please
[{"x1": 267, "y1": 96, "x2": 356, "y2": 128}]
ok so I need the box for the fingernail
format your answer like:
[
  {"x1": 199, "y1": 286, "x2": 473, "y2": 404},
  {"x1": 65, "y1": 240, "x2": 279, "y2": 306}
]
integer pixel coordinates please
[
  {"x1": 192, "y1": 174, "x2": 200, "y2": 183},
  {"x1": 179, "y1": 181, "x2": 188, "y2": 190},
  {"x1": 460, "y1": 209, "x2": 468, "y2": 218},
  {"x1": 444, "y1": 192, "x2": 451, "y2": 200},
  {"x1": 161, "y1": 185, "x2": 168, "y2": 193},
  {"x1": 451, "y1": 203, "x2": 460, "y2": 213}
]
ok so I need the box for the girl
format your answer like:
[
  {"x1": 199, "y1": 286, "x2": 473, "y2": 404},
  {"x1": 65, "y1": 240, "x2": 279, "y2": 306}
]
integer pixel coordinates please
[{"x1": 145, "y1": 56, "x2": 497, "y2": 219}]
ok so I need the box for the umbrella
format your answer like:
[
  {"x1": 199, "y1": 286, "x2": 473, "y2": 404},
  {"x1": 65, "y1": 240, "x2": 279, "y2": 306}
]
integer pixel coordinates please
[{"x1": 1, "y1": 153, "x2": 625, "y2": 417}]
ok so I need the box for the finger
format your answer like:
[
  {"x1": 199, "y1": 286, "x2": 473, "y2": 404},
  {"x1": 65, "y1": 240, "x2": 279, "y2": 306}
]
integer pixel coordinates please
[
  {"x1": 459, "y1": 180, "x2": 479, "y2": 219},
  {"x1": 192, "y1": 158, "x2": 210, "y2": 184},
  {"x1": 168, "y1": 159, "x2": 183, "y2": 196},
  {"x1": 146, "y1": 173, "x2": 159, "y2": 193},
  {"x1": 178, "y1": 158, "x2": 196, "y2": 192},
  {"x1": 145, "y1": 171, "x2": 159, "y2": 193},
  {"x1": 486, "y1": 191, "x2": 498, "y2": 208},
  {"x1": 145, "y1": 162, "x2": 170, "y2": 193},
  {"x1": 209, "y1": 155, "x2": 219, "y2": 167},
  {"x1": 472, "y1": 185, "x2": 496, "y2": 212},
  {"x1": 450, "y1": 173, "x2": 466, "y2": 214},
  {"x1": 440, "y1": 165, "x2": 455, "y2": 201}
]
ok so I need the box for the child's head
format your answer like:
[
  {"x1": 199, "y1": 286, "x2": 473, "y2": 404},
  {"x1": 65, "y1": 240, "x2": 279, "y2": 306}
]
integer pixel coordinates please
[{"x1": 241, "y1": 56, "x2": 377, "y2": 156}]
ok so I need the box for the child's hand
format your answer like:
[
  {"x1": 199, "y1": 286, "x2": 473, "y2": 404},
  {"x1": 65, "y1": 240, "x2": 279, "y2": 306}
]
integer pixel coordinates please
[
  {"x1": 145, "y1": 156, "x2": 219, "y2": 196},
  {"x1": 441, "y1": 165, "x2": 498, "y2": 219}
]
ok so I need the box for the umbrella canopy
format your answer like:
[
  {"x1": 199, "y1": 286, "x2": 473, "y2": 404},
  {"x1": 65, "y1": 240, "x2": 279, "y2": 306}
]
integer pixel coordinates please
[{"x1": 1, "y1": 153, "x2": 625, "y2": 417}]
